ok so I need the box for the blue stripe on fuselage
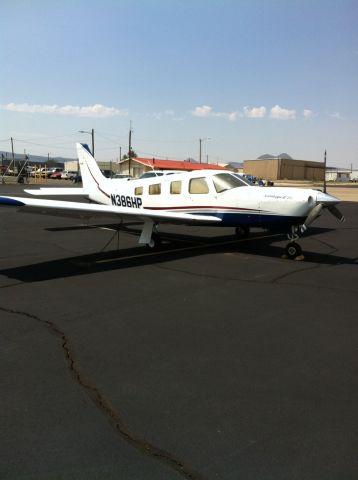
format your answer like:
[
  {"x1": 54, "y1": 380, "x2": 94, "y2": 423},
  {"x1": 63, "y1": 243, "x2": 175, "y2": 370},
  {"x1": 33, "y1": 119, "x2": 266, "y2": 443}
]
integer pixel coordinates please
[{"x1": 193, "y1": 211, "x2": 305, "y2": 228}]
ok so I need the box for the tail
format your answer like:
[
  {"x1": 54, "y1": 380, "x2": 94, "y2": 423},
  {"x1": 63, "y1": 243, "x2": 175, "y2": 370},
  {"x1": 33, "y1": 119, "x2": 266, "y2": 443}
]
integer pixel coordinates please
[{"x1": 76, "y1": 143, "x2": 107, "y2": 197}]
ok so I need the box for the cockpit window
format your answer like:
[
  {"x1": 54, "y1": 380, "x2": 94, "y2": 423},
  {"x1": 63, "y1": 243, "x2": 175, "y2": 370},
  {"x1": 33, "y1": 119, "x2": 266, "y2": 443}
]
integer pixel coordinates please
[{"x1": 213, "y1": 173, "x2": 247, "y2": 193}]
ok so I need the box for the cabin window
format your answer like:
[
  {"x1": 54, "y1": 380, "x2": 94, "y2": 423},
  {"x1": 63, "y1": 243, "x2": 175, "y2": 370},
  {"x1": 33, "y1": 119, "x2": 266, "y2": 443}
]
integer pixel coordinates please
[
  {"x1": 134, "y1": 186, "x2": 143, "y2": 195},
  {"x1": 189, "y1": 177, "x2": 209, "y2": 194},
  {"x1": 170, "y1": 180, "x2": 182, "y2": 194},
  {"x1": 212, "y1": 173, "x2": 247, "y2": 193},
  {"x1": 149, "y1": 183, "x2": 161, "y2": 195}
]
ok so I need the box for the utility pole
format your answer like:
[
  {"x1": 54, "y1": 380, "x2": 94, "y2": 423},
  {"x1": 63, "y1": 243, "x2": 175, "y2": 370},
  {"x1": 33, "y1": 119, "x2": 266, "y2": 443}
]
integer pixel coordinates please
[
  {"x1": 91, "y1": 128, "x2": 94, "y2": 157},
  {"x1": 128, "y1": 121, "x2": 133, "y2": 176},
  {"x1": 78, "y1": 129, "x2": 94, "y2": 156},
  {"x1": 199, "y1": 137, "x2": 211, "y2": 163},
  {"x1": 11, "y1": 137, "x2": 15, "y2": 173},
  {"x1": 323, "y1": 150, "x2": 327, "y2": 193}
]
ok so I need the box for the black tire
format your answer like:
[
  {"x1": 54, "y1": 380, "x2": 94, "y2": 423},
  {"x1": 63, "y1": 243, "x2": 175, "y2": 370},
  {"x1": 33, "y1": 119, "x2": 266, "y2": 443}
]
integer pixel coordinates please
[
  {"x1": 235, "y1": 226, "x2": 250, "y2": 239},
  {"x1": 146, "y1": 232, "x2": 162, "y2": 250},
  {"x1": 285, "y1": 242, "x2": 302, "y2": 260}
]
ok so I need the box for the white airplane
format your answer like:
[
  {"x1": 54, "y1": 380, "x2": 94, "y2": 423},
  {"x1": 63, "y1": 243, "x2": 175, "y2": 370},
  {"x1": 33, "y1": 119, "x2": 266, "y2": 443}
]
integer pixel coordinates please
[{"x1": 0, "y1": 143, "x2": 345, "y2": 259}]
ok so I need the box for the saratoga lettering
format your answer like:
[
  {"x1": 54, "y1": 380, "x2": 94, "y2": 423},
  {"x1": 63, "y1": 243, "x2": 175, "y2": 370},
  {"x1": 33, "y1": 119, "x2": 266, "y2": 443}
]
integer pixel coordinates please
[{"x1": 111, "y1": 194, "x2": 142, "y2": 208}]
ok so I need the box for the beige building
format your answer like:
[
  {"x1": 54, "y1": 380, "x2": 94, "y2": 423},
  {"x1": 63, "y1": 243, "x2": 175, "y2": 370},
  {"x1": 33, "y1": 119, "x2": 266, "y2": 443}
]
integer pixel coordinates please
[{"x1": 244, "y1": 158, "x2": 324, "y2": 181}]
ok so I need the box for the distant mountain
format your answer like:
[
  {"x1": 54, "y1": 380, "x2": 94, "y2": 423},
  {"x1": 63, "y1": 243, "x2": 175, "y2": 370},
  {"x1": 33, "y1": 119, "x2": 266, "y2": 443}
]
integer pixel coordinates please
[
  {"x1": 257, "y1": 153, "x2": 293, "y2": 160},
  {"x1": 0, "y1": 151, "x2": 76, "y2": 165},
  {"x1": 278, "y1": 152, "x2": 293, "y2": 160},
  {"x1": 227, "y1": 162, "x2": 243, "y2": 169}
]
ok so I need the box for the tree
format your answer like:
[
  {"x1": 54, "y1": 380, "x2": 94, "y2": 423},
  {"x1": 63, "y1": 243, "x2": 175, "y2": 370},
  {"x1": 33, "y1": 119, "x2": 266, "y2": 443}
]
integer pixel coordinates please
[{"x1": 122, "y1": 149, "x2": 137, "y2": 160}]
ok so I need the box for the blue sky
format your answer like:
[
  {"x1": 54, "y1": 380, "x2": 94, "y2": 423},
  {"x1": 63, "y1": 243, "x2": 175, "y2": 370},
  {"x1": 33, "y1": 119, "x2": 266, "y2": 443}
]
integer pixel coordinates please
[{"x1": 1, "y1": 0, "x2": 357, "y2": 167}]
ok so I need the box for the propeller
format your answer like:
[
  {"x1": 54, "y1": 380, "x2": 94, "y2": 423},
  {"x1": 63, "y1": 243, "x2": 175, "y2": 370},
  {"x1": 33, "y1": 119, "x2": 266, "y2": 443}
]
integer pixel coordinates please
[
  {"x1": 300, "y1": 203, "x2": 323, "y2": 233},
  {"x1": 300, "y1": 202, "x2": 345, "y2": 233},
  {"x1": 328, "y1": 205, "x2": 345, "y2": 222}
]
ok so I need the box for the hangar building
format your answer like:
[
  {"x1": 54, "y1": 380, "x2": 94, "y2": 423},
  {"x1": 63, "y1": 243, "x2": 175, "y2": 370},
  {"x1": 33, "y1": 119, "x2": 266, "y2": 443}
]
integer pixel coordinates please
[{"x1": 244, "y1": 154, "x2": 324, "y2": 181}]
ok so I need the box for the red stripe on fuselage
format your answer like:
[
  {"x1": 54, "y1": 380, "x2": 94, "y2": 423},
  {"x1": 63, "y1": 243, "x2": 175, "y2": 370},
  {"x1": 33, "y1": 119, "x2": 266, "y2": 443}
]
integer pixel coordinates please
[{"x1": 86, "y1": 163, "x2": 110, "y2": 199}]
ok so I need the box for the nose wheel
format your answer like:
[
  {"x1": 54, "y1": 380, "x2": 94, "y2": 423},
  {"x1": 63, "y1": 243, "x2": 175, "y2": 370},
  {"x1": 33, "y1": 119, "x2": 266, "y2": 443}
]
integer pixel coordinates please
[{"x1": 284, "y1": 241, "x2": 303, "y2": 260}]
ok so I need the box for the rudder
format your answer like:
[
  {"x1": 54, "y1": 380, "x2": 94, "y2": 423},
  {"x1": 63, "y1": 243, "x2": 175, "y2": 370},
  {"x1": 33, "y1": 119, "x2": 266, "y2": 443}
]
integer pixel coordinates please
[{"x1": 76, "y1": 143, "x2": 105, "y2": 194}]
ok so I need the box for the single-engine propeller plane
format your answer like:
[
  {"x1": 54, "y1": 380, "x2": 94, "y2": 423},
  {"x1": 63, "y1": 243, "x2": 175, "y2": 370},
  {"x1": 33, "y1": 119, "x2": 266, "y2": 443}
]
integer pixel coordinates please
[{"x1": 0, "y1": 143, "x2": 345, "y2": 259}]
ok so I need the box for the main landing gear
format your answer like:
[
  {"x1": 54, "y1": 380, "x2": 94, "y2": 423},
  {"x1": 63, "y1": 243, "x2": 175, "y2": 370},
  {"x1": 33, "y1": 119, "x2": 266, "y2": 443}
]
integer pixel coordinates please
[
  {"x1": 139, "y1": 220, "x2": 162, "y2": 249},
  {"x1": 235, "y1": 226, "x2": 250, "y2": 239},
  {"x1": 147, "y1": 231, "x2": 162, "y2": 249}
]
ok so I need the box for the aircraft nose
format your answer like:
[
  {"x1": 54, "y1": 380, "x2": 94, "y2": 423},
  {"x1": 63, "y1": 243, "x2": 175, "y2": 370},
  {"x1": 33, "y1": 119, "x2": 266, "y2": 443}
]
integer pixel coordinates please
[{"x1": 316, "y1": 191, "x2": 340, "y2": 205}]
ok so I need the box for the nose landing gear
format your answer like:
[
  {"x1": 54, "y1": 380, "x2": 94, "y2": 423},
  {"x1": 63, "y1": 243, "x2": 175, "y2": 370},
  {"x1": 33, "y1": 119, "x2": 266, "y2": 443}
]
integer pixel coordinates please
[
  {"x1": 284, "y1": 241, "x2": 303, "y2": 260},
  {"x1": 283, "y1": 225, "x2": 304, "y2": 260}
]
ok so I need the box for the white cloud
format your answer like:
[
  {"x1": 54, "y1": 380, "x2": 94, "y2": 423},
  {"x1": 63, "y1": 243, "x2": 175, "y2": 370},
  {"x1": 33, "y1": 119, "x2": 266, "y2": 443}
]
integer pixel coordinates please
[
  {"x1": 192, "y1": 105, "x2": 213, "y2": 118},
  {"x1": 0, "y1": 102, "x2": 127, "y2": 118},
  {"x1": 329, "y1": 112, "x2": 343, "y2": 120},
  {"x1": 270, "y1": 105, "x2": 296, "y2": 120},
  {"x1": 216, "y1": 111, "x2": 238, "y2": 121},
  {"x1": 242, "y1": 106, "x2": 266, "y2": 118},
  {"x1": 303, "y1": 109, "x2": 315, "y2": 118},
  {"x1": 192, "y1": 105, "x2": 238, "y2": 121},
  {"x1": 147, "y1": 109, "x2": 176, "y2": 120}
]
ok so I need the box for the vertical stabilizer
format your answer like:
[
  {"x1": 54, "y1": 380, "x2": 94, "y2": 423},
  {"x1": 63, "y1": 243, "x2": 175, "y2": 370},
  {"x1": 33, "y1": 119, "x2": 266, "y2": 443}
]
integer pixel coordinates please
[{"x1": 76, "y1": 143, "x2": 106, "y2": 196}]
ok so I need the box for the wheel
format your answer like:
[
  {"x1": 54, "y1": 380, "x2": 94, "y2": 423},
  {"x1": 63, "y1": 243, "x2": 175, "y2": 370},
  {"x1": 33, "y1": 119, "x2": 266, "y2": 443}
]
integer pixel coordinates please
[
  {"x1": 235, "y1": 226, "x2": 250, "y2": 239},
  {"x1": 146, "y1": 232, "x2": 162, "y2": 250},
  {"x1": 285, "y1": 242, "x2": 302, "y2": 260}
]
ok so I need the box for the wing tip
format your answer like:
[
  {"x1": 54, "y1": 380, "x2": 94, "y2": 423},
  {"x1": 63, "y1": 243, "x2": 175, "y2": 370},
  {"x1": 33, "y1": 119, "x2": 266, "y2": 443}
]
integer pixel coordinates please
[{"x1": 0, "y1": 196, "x2": 25, "y2": 207}]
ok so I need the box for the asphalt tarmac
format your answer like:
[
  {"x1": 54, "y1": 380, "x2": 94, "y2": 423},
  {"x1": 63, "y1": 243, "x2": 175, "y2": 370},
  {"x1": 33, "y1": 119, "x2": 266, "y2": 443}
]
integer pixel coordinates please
[{"x1": 0, "y1": 184, "x2": 357, "y2": 480}]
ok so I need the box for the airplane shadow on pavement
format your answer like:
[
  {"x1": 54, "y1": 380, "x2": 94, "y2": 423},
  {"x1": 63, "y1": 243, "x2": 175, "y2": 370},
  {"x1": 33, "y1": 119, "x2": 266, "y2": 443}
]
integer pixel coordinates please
[{"x1": 0, "y1": 226, "x2": 356, "y2": 283}]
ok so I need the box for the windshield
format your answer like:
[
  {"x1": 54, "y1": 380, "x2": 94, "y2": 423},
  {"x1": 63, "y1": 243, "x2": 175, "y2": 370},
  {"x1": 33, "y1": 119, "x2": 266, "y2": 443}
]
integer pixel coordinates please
[
  {"x1": 234, "y1": 174, "x2": 254, "y2": 186},
  {"x1": 212, "y1": 173, "x2": 248, "y2": 193}
]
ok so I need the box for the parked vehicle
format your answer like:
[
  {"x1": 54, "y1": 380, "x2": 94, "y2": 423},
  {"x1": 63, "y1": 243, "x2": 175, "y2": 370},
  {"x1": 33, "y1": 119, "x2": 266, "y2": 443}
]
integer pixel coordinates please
[
  {"x1": 101, "y1": 169, "x2": 114, "y2": 178},
  {"x1": 46, "y1": 167, "x2": 63, "y2": 178},
  {"x1": 72, "y1": 174, "x2": 82, "y2": 184},
  {"x1": 50, "y1": 171, "x2": 63, "y2": 179},
  {"x1": 61, "y1": 170, "x2": 78, "y2": 180},
  {"x1": 112, "y1": 174, "x2": 132, "y2": 180},
  {"x1": 31, "y1": 167, "x2": 47, "y2": 177},
  {"x1": 1, "y1": 166, "x2": 14, "y2": 175}
]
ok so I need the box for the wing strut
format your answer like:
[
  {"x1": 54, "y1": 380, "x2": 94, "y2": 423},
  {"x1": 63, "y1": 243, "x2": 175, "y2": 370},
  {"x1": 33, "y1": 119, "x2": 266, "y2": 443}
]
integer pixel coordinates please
[{"x1": 139, "y1": 220, "x2": 155, "y2": 246}]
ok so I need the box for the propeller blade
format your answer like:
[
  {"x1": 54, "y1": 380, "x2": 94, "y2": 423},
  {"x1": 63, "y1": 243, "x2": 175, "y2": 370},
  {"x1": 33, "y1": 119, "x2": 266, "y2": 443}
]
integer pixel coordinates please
[
  {"x1": 300, "y1": 203, "x2": 323, "y2": 233},
  {"x1": 328, "y1": 205, "x2": 345, "y2": 222}
]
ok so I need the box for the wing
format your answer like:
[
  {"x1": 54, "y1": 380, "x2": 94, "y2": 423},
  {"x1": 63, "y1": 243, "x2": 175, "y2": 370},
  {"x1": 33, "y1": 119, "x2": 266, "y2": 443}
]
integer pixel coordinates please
[
  {"x1": 0, "y1": 196, "x2": 221, "y2": 225},
  {"x1": 24, "y1": 188, "x2": 87, "y2": 196}
]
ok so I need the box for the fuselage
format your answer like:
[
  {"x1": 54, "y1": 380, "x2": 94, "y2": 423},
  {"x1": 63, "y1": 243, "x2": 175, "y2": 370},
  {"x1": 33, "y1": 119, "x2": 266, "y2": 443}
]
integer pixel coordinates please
[{"x1": 86, "y1": 170, "x2": 331, "y2": 231}]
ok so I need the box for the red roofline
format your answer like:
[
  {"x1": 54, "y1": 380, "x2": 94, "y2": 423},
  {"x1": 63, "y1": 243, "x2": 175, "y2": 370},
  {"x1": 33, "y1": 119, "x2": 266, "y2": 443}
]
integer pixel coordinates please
[{"x1": 132, "y1": 157, "x2": 227, "y2": 171}]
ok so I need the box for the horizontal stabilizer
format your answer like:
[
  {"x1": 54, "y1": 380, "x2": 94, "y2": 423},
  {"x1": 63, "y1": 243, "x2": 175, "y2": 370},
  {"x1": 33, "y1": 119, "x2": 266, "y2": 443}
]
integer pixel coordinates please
[{"x1": 25, "y1": 188, "x2": 87, "y2": 196}]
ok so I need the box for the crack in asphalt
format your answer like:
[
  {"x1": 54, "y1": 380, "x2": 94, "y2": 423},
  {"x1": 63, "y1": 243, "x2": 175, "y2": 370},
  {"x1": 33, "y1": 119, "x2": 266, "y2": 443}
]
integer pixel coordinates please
[{"x1": 0, "y1": 305, "x2": 207, "y2": 480}]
